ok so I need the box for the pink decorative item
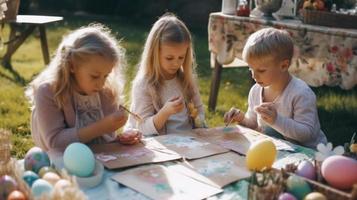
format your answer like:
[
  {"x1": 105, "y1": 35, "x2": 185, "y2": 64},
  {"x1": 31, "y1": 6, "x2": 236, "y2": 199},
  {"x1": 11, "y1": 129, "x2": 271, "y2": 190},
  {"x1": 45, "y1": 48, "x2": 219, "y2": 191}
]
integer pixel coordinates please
[{"x1": 321, "y1": 155, "x2": 357, "y2": 190}]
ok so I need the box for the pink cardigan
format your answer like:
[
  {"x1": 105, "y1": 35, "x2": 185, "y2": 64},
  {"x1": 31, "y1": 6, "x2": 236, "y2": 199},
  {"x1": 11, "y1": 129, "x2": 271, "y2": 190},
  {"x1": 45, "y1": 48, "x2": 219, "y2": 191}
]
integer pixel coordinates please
[{"x1": 31, "y1": 83, "x2": 118, "y2": 153}]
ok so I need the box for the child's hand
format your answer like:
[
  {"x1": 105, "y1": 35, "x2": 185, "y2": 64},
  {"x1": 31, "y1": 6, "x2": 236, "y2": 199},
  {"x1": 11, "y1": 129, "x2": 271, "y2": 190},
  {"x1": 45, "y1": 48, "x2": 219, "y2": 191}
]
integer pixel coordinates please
[
  {"x1": 117, "y1": 129, "x2": 142, "y2": 145},
  {"x1": 162, "y1": 96, "x2": 184, "y2": 116},
  {"x1": 255, "y1": 103, "x2": 277, "y2": 125},
  {"x1": 110, "y1": 108, "x2": 128, "y2": 129},
  {"x1": 224, "y1": 107, "x2": 244, "y2": 124}
]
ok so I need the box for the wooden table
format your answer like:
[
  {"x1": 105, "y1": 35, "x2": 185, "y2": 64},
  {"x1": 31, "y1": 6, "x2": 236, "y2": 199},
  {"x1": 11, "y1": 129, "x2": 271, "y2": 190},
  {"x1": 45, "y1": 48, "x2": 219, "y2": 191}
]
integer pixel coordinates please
[
  {"x1": 1, "y1": 15, "x2": 63, "y2": 69},
  {"x1": 208, "y1": 12, "x2": 357, "y2": 111}
]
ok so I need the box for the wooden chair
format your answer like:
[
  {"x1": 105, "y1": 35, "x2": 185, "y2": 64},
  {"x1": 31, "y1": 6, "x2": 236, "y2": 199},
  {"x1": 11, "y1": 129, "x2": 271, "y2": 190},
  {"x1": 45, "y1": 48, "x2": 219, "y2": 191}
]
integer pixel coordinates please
[{"x1": 208, "y1": 54, "x2": 250, "y2": 111}]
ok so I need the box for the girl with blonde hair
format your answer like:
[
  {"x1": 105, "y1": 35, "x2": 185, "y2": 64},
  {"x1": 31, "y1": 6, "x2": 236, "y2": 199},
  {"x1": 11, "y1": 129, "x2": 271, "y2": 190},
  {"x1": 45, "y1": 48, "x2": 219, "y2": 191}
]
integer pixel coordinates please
[
  {"x1": 26, "y1": 24, "x2": 141, "y2": 155},
  {"x1": 125, "y1": 13, "x2": 206, "y2": 135}
]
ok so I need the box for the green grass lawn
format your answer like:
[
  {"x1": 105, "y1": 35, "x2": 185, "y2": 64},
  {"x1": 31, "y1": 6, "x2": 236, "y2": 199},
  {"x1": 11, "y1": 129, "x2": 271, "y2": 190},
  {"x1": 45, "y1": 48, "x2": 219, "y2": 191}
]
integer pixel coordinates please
[{"x1": 1, "y1": 16, "x2": 356, "y2": 158}]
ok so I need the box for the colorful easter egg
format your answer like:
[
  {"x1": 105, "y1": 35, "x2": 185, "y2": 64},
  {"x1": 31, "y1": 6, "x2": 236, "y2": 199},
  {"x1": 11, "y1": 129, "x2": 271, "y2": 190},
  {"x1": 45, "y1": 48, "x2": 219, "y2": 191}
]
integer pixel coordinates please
[
  {"x1": 22, "y1": 171, "x2": 39, "y2": 187},
  {"x1": 295, "y1": 160, "x2": 316, "y2": 180},
  {"x1": 304, "y1": 192, "x2": 327, "y2": 200},
  {"x1": 24, "y1": 147, "x2": 50, "y2": 173},
  {"x1": 246, "y1": 139, "x2": 277, "y2": 171},
  {"x1": 38, "y1": 166, "x2": 57, "y2": 178},
  {"x1": 31, "y1": 179, "x2": 53, "y2": 198},
  {"x1": 278, "y1": 192, "x2": 297, "y2": 200},
  {"x1": 63, "y1": 143, "x2": 95, "y2": 177},
  {"x1": 54, "y1": 179, "x2": 71, "y2": 190},
  {"x1": 321, "y1": 155, "x2": 357, "y2": 190},
  {"x1": 6, "y1": 190, "x2": 26, "y2": 200},
  {"x1": 42, "y1": 172, "x2": 60, "y2": 186},
  {"x1": 0, "y1": 175, "x2": 17, "y2": 200},
  {"x1": 286, "y1": 175, "x2": 311, "y2": 200}
]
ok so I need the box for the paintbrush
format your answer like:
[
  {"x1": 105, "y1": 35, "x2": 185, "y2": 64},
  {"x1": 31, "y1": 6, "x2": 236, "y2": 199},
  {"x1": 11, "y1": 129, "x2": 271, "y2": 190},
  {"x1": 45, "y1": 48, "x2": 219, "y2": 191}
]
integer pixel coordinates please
[
  {"x1": 224, "y1": 117, "x2": 234, "y2": 128},
  {"x1": 224, "y1": 110, "x2": 240, "y2": 128},
  {"x1": 120, "y1": 105, "x2": 143, "y2": 122}
]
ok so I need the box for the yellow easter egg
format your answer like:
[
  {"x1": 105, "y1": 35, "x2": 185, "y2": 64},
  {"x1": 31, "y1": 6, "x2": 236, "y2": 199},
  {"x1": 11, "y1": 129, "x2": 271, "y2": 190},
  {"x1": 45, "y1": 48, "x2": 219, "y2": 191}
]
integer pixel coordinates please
[
  {"x1": 304, "y1": 192, "x2": 327, "y2": 200},
  {"x1": 246, "y1": 139, "x2": 277, "y2": 171}
]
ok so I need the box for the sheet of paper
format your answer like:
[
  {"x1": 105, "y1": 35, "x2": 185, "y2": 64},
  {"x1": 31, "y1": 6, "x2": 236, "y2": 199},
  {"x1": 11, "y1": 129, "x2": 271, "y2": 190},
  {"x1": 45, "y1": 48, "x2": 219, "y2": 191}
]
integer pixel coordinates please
[
  {"x1": 112, "y1": 164, "x2": 223, "y2": 200},
  {"x1": 168, "y1": 152, "x2": 251, "y2": 188},
  {"x1": 153, "y1": 134, "x2": 229, "y2": 159},
  {"x1": 90, "y1": 140, "x2": 181, "y2": 169},
  {"x1": 194, "y1": 126, "x2": 295, "y2": 155}
]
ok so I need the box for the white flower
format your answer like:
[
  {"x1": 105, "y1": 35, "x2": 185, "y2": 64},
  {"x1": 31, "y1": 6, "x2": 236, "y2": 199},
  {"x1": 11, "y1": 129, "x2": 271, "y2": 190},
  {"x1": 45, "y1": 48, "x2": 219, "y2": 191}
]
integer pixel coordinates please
[{"x1": 315, "y1": 142, "x2": 345, "y2": 162}]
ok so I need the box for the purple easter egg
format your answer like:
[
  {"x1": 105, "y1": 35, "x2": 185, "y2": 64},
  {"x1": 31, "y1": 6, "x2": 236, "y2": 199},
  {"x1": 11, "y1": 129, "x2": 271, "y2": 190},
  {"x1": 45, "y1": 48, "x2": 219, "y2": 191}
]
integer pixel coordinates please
[
  {"x1": 0, "y1": 175, "x2": 18, "y2": 200},
  {"x1": 278, "y1": 192, "x2": 297, "y2": 200},
  {"x1": 24, "y1": 147, "x2": 51, "y2": 173},
  {"x1": 296, "y1": 160, "x2": 316, "y2": 180}
]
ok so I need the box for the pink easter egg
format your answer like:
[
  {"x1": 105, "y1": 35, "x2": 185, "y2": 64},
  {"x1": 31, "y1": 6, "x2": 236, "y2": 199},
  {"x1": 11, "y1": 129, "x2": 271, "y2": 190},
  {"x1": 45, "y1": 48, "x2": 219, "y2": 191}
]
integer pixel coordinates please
[{"x1": 321, "y1": 155, "x2": 357, "y2": 190}]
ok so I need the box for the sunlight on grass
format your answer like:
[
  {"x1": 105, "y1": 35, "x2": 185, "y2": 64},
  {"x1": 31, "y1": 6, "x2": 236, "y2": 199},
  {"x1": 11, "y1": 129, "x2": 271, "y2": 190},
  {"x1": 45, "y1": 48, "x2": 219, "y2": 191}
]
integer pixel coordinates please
[{"x1": 1, "y1": 17, "x2": 356, "y2": 158}]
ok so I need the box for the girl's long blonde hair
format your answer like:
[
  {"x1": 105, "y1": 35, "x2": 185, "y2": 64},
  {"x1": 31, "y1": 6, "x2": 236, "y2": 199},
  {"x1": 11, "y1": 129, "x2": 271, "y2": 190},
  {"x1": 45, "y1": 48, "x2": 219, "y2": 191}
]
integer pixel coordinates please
[
  {"x1": 26, "y1": 24, "x2": 126, "y2": 109},
  {"x1": 135, "y1": 13, "x2": 198, "y2": 108}
]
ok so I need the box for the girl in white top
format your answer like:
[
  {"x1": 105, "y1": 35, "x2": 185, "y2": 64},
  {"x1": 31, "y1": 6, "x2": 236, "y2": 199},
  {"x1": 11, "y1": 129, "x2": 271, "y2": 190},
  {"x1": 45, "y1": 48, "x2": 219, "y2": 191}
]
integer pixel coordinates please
[
  {"x1": 125, "y1": 13, "x2": 206, "y2": 135},
  {"x1": 224, "y1": 28, "x2": 327, "y2": 149}
]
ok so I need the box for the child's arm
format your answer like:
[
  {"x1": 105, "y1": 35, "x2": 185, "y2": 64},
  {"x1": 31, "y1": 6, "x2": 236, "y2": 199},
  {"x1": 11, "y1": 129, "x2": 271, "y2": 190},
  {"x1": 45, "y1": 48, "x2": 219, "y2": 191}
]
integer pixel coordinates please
[
  {"x1": 124, "y1": 81, "x2": 163, "y2": 135},
  {"x1": 269, "y1": 90, "x2": 321, "y2": 144},
  {"x1": 77, "y1": 109, "x2": 127, "y2": 143},
  {"x1": 153, "y1": 96, "x2": 184, "y2": 130},
  {"x1": 33, "y1": 84, "x2": 80, "y2": 150},
  {"x1": 33, "y1": 84, "x2": 128, "y2": 149},
  {"x1": 224, "y1": 86, "x2": 258, "y2": 129}
]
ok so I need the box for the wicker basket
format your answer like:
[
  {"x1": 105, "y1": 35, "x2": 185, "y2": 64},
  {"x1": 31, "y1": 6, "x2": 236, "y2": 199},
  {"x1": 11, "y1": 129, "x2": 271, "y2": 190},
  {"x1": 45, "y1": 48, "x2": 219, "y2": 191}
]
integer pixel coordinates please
[
  {"x1": 283, "y1": 164, "x2": 356, "y2": 200},
  {"x1": 301, "y1": 9, "x2": 357, "y2": 29}
]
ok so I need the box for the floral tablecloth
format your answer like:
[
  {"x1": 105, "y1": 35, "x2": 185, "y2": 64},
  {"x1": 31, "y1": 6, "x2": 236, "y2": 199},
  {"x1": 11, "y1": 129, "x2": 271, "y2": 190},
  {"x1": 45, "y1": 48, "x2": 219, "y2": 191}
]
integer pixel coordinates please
[{"x1": 208, "y1": 12, "x2": 357, "y2": 89}]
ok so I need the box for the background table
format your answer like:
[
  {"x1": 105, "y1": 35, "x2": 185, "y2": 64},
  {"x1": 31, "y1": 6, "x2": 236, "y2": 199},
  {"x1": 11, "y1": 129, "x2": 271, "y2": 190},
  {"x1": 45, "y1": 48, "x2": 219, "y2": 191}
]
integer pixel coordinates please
[
  {"x1": 1, "y1": 15, "x2": 63, "y2": 69},
  {"x1": 208, "y1": 12, "x2": 357, "y2": 110}
]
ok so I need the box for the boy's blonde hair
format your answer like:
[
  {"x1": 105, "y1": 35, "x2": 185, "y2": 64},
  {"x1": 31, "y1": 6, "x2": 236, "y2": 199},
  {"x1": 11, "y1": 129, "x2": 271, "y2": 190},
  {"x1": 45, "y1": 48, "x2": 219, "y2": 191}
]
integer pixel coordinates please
[
  {"x1": 135, "y1": 13, "x2": 197, "y2": 108},
  {"x1": 26, "y1": 24, "x2": 126, "y2": 109},
  {"x1": 242, "y1": 28, "x2": 294, "y2": 63}
]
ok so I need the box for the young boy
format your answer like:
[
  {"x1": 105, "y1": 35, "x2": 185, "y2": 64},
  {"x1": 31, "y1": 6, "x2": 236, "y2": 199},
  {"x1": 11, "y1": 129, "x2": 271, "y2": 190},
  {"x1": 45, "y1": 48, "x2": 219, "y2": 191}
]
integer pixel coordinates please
[{"x1": 224, "y1": 28, "x2": 327, "y2": 149}]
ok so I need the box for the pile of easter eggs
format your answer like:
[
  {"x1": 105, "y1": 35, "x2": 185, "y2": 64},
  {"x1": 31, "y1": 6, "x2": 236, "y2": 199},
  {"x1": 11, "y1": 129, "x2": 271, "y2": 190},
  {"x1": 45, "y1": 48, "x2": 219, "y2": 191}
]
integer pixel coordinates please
[
  {"x1": 280, "y1": 155, "x2": 357, "y2": 200},
  {"x1": 0, "y1": 146, "x2": 78, "y2": 200},
  {"x1": 292, "y1": 155, "x2": 357, "y2": 190},
  {"x1": 246, "y1": 139, "x2": 357, "y2": 200},
  {"x1": 23, "y1": 146, "x2": 76, "y2": 199},
  {"x1": 0, "y1": 175, "x2": 26, "y2": 200}
]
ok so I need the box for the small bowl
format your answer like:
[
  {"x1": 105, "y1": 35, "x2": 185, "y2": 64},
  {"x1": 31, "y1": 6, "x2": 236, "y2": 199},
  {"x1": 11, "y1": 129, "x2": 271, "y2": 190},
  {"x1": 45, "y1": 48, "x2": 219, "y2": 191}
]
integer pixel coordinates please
[{"x1": 75, "y1": 160, "x2": 104, "y2": 188}]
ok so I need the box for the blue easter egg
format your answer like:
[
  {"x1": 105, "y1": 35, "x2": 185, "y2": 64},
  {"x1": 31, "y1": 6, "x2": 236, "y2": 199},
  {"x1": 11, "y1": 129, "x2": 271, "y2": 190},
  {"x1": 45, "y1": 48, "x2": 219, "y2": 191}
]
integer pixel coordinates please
[
  {"x1": 31, "y1": 179, "x2": 53, "y2": 198},
  {"x1": 24, "y1": 147, "x2": 51, "y2": 173},
  {"x1": 63, "y1": 143, "x2": 95, "y2": 177},
  {"x1": 23, "y1": 171, "x2": 39, "y2": 187},
  {"x1": 0, "y1": 175, "x2": 18, "y2": 200},
  {"x1": 286, "y1": 175, "x2": 311, "y2": 200}
]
